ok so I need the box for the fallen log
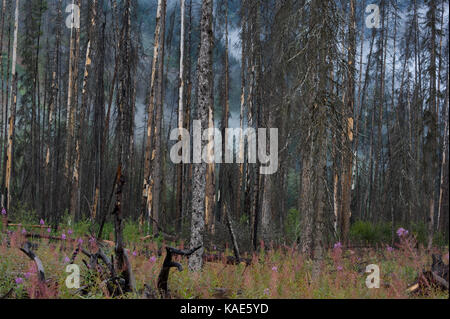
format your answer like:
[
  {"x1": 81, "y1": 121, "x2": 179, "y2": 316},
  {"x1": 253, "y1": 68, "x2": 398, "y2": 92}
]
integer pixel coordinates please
[
  {"x1": 23, "y1": 233, "x2": 77, "y2": 242},
  {"x1": 212, "y1": 288, "x2": 243, "y2": 299},
  {"x1": 407, "y1": 254, "x2": 449, "y2": 295},
  {"x1": 140, "y1": 232, "x2": 178, "y2": 242},
  {"x1": 98, "y1": 239, "x2": 115, "y2": 248},
  {"x1": 96, "y1": 248, "x2": 115, "y2": 276},
  {"x1": 430, "y1": 271, "x2": 449, "y2": 290},
  {"x1": 140, "y1": 215, "x2": 178, "y2": 242},
  {"x1": 156, "y1": 245, "x2": 202, "y2": 298},
  {"x1": 77, "y1": 247, "x2": 125, "y2": 297},
  {"x1": 0, "y1": 288, "x2": 13, "y2": 299},
  {"x1": 8, "y1": 224, "x2": 58, "y2": 230},
  {"x1": 70, "y1": 244, "x2": 82, "y2": 264},
  {"x1": 19, "y1": 242, "x2": 45, "y2": 282},
  {"x1": 203, "y1": 253, "x2": 251, "y2": 266}
]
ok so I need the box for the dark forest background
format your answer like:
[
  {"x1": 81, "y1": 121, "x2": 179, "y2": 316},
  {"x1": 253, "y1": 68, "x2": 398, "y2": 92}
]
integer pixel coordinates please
[{"x1": 0, "y1": 0, "x2": 448, "y2": 258}]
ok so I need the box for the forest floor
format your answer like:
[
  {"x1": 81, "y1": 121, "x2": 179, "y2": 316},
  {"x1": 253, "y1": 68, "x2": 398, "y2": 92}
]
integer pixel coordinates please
[{"x1": 0, "y1": 227, "x2": 448, "y2": 299}]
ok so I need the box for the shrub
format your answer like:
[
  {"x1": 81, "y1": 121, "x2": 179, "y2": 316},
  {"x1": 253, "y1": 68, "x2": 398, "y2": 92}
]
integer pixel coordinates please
[
  {"x1": 124, "y1": 220, "x2": 141, "y2": 243},
  {"x1": 284, "y1": 208, "x2": 300, "y2": 244},
  {"x1": 349, "y1": 220, "x2": 391, "y2": 245}
]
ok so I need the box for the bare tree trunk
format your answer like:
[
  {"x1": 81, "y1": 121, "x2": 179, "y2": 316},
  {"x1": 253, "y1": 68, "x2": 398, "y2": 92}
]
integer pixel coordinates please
[
  {"x1": 261, "y1": 150, "x2": 272, "y2": 244},
  {"x1": 181, "y1": 0, "x2": 193, "y2": 232},
  {"x1": 249, "y1": 0, "x2": 262, "y2": 252},
  {"x1": 217, "y1": 1, "x2": 230, "y2": 235},
  {"x1": 237, "y1": 3, "x2": 247, "y2": 221},
  {"x1": 44, "y1": 0, "x2": 62, "y2": 221},
  {"x1": 205, "y1": 89, "x2": 216, "y2": 234},
  {"x1": 152, "y1": 0, "x2": 166, "y2": 235},
  {"x1": 65, "y1": 0, "x2": 81, "y2": 219},
  {"x1": 142, "y1": 0, "x2": 163, "y2": 234},
  {"x1": 5, "y1": 0, "x2": 19, "y2": 212},
  {"x1": 189, "y1": 0, "x2": 213, "y2": 272},
  {"x1": 92, "y1": 2, "x2": 105, "y2": 222},
  {"x1": 1, "y1": 0, "x2": 12, "y2": 202},
  {"x1": 437, "y1": 71, "x2": 449, "y2": 235},
  {"x1": 340, "y1": 0, "x2": 356, "y2": 245},
  {"x1": 0, "y1": 0, "x2": 7, "y2": 184},
  {"x1": 425, "y1": 0, "x2": 438, "y2": 250},
  {"x1": 175, "y1": 0, "x2": 185, "y2": 234},
  {"x1": 71, "y1": 0, "x2": 97, "y2": 219}
]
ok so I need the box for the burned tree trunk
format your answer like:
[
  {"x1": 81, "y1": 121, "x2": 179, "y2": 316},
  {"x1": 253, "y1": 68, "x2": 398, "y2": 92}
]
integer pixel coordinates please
[
  {"x1": 224, "y1": 204, "x2": 241, "y2": 263},
  {"x1": 65, "y1": 0, "x2": 81, "y2": 203},
  {"x1": 407, "y1": 254, "x2": 449, "y2": 295},
  {"x1": 112, "y1": 166, "x2": 136, "y2": 294},
  {"x1": 157, "y1": 245, "x2": 201, "y2": 297}
]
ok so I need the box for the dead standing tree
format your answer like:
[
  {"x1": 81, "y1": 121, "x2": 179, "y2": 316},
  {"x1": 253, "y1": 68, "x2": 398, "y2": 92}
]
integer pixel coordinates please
[
  {"x1": 189, "y1": 0, "x2": 213, "y2": 272},
  {"x1": 112, "y1": 166, "x2": 136, "y2": 294}
]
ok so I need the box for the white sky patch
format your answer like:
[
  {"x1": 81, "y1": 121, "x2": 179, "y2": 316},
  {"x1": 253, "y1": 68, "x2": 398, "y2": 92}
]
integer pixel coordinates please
[{"x1": 228, "y1": 27, "x2": 242, "y2": 61}]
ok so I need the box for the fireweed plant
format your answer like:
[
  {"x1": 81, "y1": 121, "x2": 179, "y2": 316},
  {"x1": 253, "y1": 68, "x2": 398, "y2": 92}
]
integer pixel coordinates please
[{"x1": 0, "y1": 220, "x2": 448, "y2": 299}]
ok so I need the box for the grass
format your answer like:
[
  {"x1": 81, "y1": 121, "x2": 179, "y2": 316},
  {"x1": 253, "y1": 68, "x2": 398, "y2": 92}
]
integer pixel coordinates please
[{"x1": 0, "y1": 221, "x2": 448, "y2": 299}]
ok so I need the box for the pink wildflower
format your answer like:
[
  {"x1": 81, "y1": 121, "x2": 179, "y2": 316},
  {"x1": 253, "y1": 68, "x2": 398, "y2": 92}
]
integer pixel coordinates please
[{"x1": 396, "y1": 228, "x2": 409, "y2": 237}]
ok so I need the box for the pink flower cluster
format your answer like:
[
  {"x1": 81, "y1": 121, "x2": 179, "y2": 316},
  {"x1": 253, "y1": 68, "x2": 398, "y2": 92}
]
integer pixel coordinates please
[{"x1": 396, "y1": 227, "x2": 409, "y2": 237}]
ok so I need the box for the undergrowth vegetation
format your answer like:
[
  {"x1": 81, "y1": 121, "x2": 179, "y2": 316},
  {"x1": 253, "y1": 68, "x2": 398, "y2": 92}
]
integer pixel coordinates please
[{"x1": 0, "y1": 218, "x2": 448, "y2": 299}]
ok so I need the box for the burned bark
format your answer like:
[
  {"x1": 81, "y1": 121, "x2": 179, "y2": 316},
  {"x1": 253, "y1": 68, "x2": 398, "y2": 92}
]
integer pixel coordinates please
[
  {"x1": 157, "y1": 245, "x2": 201, "y2": 297},
  {"x1": 407, "y1": 254, "x2": 449, "y2": 295}
]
